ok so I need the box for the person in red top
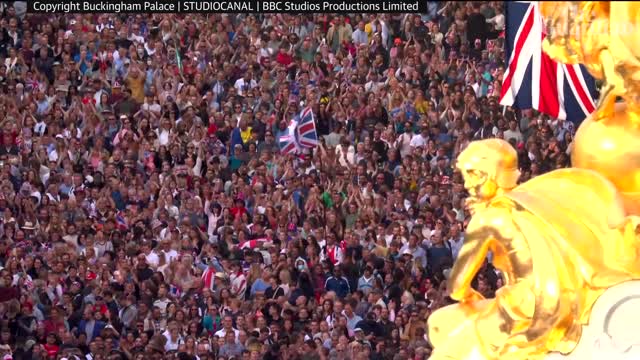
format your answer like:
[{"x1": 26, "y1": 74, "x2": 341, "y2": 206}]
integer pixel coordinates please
[
  {"x1": 276, "y1": 46, "x2": 293, "y2": 68},
  {"x1": 92, "y1": 296, "x2": 109, "y2": 316},
  {"x1": 0, "y1": 270, "x2": 19, "y2": 303},
  {"x1": 43, "y1": 333, "x2": 60, "y2": 358},
  {"x1": 230, "y1": 198, "x2": 247, "y2": 219},
  {"x1": 42, "y1": 307, "x2": 65, "y2": 337}
]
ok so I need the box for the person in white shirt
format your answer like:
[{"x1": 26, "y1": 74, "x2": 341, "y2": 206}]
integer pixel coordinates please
[
  {"x1": 155, "y1": 236, "x2": 179, "y2": 268},
  {"x1": 429, "y1": 23, "x2": 444, "y2": 46},
  {"x1": 487, "y1": 7, "x2": 505, "y2": 31},
  {"x1": 364, "y1": 72, "x2": 383, "y2": 93},
  {"x1": 395, "y1": 122, "x2": 414, "y2": 158},
  {"x1": 320, "y1": 233, "x2": 344, "y2": 265},
  {"x1": 4, "y1": 50, "x2": 19, "y2": 73},
  {"x1": 229, "y1": 262, "x2": 247, "y2": 300},
  {"x1": 153, "y1": 284, "x2": 172, "y2": 316},
  {"x1": 257, "y1": 43, "x2": 273, "y2": 66},
  {"x1": 140, "y1": 97, "x2": 162, "y2": 115},
  {"x1": 163, "y1": 326, "x2": 183, "y2": 352},
  {"x1": 503, "y1": 120, "x2": 523, "y2": 144},
  {"x1": 204, "y1": 201, "x2": 223, "y2": 241},
  {"x1": 233, "y1": 73, "x2": 257, "y2": 97},
  {"x1": 95, "y1": 17, "x2": 113, "y2": 33},
  {"x1": 335, "y1": 139, "x2": 356, "y2": 169},
  {"x1": 128, "y1": 30, "x2": 145, "y2": 44},
  {"x1": 34, "y1": 118, "x2": 47, "y2": 136},
  {"x1": 410, "y1": 126, "x2": 430, "y2": 148},
  {"x1": 447, "y1": 224, "x2": 466, "y2": 260},
  {"x1": 144, "y1": 39, "x2": 157, "y2": 57},
  {"x1": 156, "y1": 119, "x2": 172, "y2": 147},
  {"x1": 214, "y1": 315, "x2": 241, "y2": 342},
  {"x1": 141, "y1": 241, "x2": 160, "y2": 269},
  {"x1": 467, "y1": 73, "x2": 482, "y2": 98}
]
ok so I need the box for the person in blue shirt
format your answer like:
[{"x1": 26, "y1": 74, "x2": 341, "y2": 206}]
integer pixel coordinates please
[
  {"x1": 76, "y1": 308, "x2": 106, "y2": 343},
  {"x1": 202, "y1": 305, "x2": 222, "y2": 334},
  {"x1": 357, "y1": 266, "x2": 376, "y2": 296},
  {"x1": 249, "y1": 267, "x2": 270, "y2": 299},
  {"x1": 478, "y1": 63, "x2": 493, "y2": 97},
  {"x1": 324, "y1": 265, "x2": 351, "y2": 299},
  {"x1": 73, "y1": 46, "x2": 93, "y2": 75}
]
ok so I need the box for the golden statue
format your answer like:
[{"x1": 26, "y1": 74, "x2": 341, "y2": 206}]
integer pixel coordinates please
[
  {"x1": 427, "y1": 139, "x2": 640, "y2": 360},
  {"x1": 428, "y1": 2, "x2": 640, "y2": 358}
]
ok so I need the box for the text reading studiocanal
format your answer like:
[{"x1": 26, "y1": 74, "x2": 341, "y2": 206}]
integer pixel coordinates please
[{"x1": 184, "y1": 1, "x2": 420, "y2": 12}]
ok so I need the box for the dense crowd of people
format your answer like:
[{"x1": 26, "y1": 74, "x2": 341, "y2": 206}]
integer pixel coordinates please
[{"x1": 0, "y1": 2, "x2": 577, "y2": 359}]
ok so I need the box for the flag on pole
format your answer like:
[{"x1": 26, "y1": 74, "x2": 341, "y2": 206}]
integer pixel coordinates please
[{"x1": 499, "y1": 1, "x2": 597, "y2": 125}]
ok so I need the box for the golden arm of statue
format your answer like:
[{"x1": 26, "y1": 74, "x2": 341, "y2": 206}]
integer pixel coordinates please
[{"x1": 448, "y1": 221, "x2": 493, "y2": 303}]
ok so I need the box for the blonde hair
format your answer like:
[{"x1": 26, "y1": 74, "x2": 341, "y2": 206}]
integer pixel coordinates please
[{"x1": 401, "y1": 291, "x2": 415, "y2": 306}]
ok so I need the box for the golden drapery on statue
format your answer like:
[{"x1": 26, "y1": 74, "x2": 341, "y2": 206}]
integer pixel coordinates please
[{"x1": 427, "y1": 2, "x2": 640, "y2": 359}]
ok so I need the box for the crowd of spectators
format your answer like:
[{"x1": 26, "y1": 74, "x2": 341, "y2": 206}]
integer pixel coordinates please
[{"x1": 0, "y1": 2, "x2": 578, "y2": 359}]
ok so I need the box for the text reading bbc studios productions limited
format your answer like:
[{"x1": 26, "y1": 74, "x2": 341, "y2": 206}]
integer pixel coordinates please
[{"x1": 27, "y1": 0, "x2": 426, "y2": 14}]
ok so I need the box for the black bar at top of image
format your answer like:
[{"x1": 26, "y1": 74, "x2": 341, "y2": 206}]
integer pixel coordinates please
[{"x1": 26, "y1": 0, "x2": 428, "y2": 14}]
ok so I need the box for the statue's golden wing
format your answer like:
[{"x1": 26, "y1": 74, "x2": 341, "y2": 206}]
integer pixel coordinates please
[
  {"x1": 540, "y1": 2, "x2": 633, "y2": 118},
  {"x1": 608, "y1": 2, "x2": 640, "y2": 87},
  {"x1": 539, "y1": 2, "x2": 585, "y2": 65},
  {"x1": 540, "y1": 1, "x2": 610, "y2": 80}
]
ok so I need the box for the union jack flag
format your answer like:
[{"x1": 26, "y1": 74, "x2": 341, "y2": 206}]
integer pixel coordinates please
[
  {"x1": 296, "y1": 107, "x2": 318, "y2": 149},
  {"x1": 278, "y1": 116, "x2": 299, "y2": 155},
  {"x1": 239, "y1": 238, "x2": 269, "y2": 250},
  {"x1": 115, "y1": 211, "x2": 128, "y2": 231},
  {"x1": 278, "y1": 107, "x2": 318, "y2": 154},
  {"x1": 499, "y1": 1, "x2": 597, "y2": 125}
]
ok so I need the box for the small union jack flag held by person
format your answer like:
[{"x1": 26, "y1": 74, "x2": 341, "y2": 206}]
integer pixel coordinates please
[
  {"x1": 278, "y1": 107, "x2": 318, "y2": 154},
  {"x1": 115, "y1": 211, "x2": 128, "y2": 231},
  {"x1": 296, "y1": 107, "x2": 318, "y2": 149},
  {"x1": 278, "y1": 115, "x2": 300, "y2": 155},
  {"x1": 278, "y1": 134, "x2": 298, "y2": 155},
  {"x1": 499, "y1": 1, "x2": 598, "y2": 125}
]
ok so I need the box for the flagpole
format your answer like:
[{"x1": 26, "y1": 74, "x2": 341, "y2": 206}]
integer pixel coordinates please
[{"x1": 176, "y1": 48, "x2": 183, "y2": 77}]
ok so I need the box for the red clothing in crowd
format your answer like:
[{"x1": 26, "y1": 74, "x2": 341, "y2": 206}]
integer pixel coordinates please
[
  {"x1": 44, "y1": 343, "x2": 60, "y2": 358},
  {"x1": 0, "y1": 286, "x2": 18, "y2": 302},
  {"x1": 43, "y1": 319, "x2": 65, "y2": 337},
  {"x1": 231, "y1": 206, "x2": 247, "y2": 219},
  {"x1": 276, "y1": 51, "x2": 293, "y2": 67},
  {"x1": 93, "y1": 303, "x2": 108, "y2": 315}
]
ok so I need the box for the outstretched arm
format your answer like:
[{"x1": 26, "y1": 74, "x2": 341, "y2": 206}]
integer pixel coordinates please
[
  {"x1": 448, "y1": 225, "x2": 492, "y2": 302},
  {"x1": 448, "y1": 207, "x2": 514, "y2": 302}
]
